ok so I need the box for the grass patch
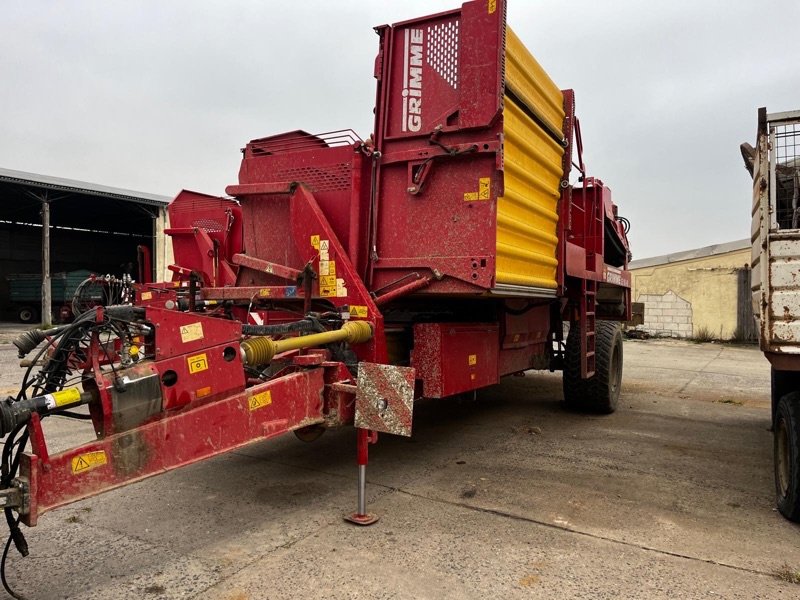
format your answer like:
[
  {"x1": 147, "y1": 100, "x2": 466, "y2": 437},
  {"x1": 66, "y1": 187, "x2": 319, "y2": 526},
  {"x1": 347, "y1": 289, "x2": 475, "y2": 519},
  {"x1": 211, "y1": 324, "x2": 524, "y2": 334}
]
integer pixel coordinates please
[
  {"x1": 691, "y1": 326, "x2": 715, "y2": 343},
  {"x1": 774, "y1": 564, "x2": 800, "y2": 584},
  {"x1": 715, "y1": 398, "x2": 744, "y2": 406}
]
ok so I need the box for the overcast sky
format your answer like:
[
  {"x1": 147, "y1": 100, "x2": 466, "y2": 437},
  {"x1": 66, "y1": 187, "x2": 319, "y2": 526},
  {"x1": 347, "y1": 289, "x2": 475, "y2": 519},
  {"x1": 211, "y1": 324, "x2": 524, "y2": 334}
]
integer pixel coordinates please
[{"x1": 1, "y1": 1, "x2": 798, "y2": 260}]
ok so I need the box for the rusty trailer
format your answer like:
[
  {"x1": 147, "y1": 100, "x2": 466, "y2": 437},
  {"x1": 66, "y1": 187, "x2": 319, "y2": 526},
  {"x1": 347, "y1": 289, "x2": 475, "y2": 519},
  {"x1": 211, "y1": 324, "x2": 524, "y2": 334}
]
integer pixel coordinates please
[{"x1": 745, "y1": 107, "x2": 800, "y2": 521}]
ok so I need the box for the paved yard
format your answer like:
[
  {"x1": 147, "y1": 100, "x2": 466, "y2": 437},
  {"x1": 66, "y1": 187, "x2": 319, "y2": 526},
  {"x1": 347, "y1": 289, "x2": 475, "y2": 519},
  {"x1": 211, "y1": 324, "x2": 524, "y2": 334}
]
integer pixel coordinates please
[{"x1": 0, "y1": 327, "x2": 797, "y2": 599}]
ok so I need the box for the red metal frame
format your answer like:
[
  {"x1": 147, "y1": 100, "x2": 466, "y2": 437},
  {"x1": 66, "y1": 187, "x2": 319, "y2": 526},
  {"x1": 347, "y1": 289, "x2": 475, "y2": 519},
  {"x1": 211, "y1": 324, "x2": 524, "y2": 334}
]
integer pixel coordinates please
[{"x1": 21, "y1": 369, "x2": 326, "y2": 526}]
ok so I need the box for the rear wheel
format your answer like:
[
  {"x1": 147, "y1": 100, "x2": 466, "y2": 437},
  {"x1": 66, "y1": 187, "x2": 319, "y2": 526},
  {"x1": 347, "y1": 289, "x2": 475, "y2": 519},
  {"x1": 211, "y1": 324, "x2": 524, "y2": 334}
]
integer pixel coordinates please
[
  {"x1": 775, "y1": 393, "x2": 800, "y2": 521},
  {"x1": 563, "y1": 320, "x2": 623, "y2": 414},
  {"x1": 17, "y1": 306, "x2": 38, "y2": 324}
]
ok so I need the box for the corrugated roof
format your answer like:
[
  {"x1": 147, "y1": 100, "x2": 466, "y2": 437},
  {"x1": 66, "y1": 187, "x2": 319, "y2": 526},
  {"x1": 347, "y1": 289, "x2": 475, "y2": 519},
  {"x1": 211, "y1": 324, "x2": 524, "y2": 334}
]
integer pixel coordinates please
[
  {"x1": 0, "y1": 167, "x2": 170, "y2": 207},
  {"x1": 629, "y1": 238, "x2": 750, "y2": 270}
]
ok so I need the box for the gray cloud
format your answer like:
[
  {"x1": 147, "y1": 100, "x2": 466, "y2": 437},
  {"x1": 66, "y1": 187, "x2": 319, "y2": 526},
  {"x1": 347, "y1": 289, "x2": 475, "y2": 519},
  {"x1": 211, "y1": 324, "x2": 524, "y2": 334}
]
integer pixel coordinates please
[{"x1": 1, "y1": 0, "x2": 797, "y2": 259}]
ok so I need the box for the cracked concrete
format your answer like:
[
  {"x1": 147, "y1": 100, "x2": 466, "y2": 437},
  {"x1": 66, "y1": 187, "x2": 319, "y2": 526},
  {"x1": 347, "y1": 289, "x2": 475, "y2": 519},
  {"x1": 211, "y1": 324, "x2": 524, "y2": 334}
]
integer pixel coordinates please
[{"x1": 0, "y1": 331, "x2": 797, "y2": 599}]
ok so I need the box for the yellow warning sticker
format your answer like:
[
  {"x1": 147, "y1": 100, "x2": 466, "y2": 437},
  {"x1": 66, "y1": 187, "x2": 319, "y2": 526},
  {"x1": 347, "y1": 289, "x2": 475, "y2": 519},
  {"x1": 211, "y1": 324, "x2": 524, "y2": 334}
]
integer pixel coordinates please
[
  {"x1": 349, "y1": 305, "x2": 368, "y2": 318},
  {"x1": 187, "y1": 353, "x2": 209, "y2": 374},
  {"x1": 488, "y1": 0, "x2": 496, "y2": 14},
  {"x1": 464, "y1": 177, "x2": 491, "y2": 201},
  {"x1": 71, "y1": 450, "x2": 107, "y2": 475},
  {"x1": 320, "y1": 260, "x2": 336, "y2": 277},
  {"x1": 140, "y1": 291, "x2": 153, "y2": 301},
  {"x1": 468, "y1": 354, "x2": 477, "y2": 366},
  {"x1": 320, "y1": 275, "x2": 336, "y2": 287},
  {"x1": 311, "y1": 235, "x2": 320, "y2": 249},
  {"x1": 259, "y1": 288, "x2": 271, "y2": 297},
  {"x1": 50, "y1": 388, "x2": 81, "y2": 407},
  {"x1": 180, "y1": 322, "x2": 204, "y2": 343},
  {"x1": 320, "y1": 286, "x2": 337, "y2": 298},
  {"x1": 248, "y1": 390, "x2": 272, "y2": 411}
]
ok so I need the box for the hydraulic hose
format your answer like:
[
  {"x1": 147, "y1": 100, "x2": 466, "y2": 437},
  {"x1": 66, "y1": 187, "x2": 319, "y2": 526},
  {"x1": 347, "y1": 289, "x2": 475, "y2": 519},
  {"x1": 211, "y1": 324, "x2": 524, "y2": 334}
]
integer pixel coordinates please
[{"x1": 0, "y1": 390, "x2": 95, "y2": 438}]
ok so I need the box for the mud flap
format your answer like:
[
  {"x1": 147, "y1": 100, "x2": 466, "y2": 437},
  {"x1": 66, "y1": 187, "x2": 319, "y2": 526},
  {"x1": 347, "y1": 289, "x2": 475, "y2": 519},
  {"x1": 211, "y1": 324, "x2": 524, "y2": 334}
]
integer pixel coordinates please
[{"x1": 354, "y1": 363, "x2": 415, "y2": 437}]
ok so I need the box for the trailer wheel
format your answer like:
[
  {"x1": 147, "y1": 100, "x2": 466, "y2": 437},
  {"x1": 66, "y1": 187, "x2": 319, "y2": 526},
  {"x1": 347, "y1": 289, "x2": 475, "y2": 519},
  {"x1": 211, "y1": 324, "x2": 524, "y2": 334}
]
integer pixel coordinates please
[
  {"x1": 775, "y1": 392, "x2": 800, "y2": 521},
  {"x1": 563, "y1": 320, "x2": 623, "y2": 414},
  {"x1": 17, "y1": 306, "x2": 38, "y2": 324}
]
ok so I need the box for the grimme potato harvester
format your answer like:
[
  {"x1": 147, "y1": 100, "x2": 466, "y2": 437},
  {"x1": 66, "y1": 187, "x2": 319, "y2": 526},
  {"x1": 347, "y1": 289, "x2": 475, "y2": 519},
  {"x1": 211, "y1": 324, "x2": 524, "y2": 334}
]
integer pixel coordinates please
[{"x1": 0, "y1": 0, "x2": 631, "y2": 587}]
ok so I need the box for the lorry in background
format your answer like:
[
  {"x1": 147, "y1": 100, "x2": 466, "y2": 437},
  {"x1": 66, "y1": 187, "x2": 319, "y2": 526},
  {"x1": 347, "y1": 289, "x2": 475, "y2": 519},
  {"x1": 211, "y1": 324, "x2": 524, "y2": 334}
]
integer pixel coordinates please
[
  {"x1": 0, "y1": 1, "x2": 632, "y2": 594},
  {"x1": 743, "y1": 107, "x2": 800, "y2": 521},
  {"x1": 6, "y1": 270, "x2": 90, "y2": 323}
]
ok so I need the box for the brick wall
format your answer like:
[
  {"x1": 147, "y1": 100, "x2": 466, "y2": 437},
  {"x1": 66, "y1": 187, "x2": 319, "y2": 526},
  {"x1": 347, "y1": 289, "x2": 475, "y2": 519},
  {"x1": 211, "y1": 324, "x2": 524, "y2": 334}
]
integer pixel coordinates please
[{"x1": 636, "y1": 290, "x2": 693, "y2": 338}]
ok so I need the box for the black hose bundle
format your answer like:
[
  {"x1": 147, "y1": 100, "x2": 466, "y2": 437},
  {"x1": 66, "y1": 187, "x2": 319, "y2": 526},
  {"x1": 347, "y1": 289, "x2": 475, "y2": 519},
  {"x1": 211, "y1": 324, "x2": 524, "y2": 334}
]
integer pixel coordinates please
[
  {"x1": 241, "y1": 319, "x2": 320, "y2": 336},
  {"x1": 0, "y1": 306, "x2": 136, "y2": 599}
]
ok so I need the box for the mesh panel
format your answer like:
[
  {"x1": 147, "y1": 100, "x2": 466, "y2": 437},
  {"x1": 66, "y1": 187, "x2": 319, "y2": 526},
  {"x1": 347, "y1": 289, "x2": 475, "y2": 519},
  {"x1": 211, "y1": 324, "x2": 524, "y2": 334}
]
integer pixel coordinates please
[
  {"x1": 426, "y1": 20, "x2": 459, "y2": 89},
  {"x1": 191, "y1": 218, "x2": 225, "y2": 232},
  {"x1": 774, "y1": 122, "x2": 800, "y2": 229},
  {"x1": 274, "y1": 163, "x2": 350, "y2": 192}
]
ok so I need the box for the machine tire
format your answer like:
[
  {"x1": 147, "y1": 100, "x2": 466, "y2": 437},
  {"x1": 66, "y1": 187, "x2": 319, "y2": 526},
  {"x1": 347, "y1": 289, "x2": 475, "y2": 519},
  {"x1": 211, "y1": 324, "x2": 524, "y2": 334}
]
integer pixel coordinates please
[
  {"x1": 563, "y1": 320, "x2": 623, "y2": 414},
  {"x1": 17, "y1": 306, "x2": 38, "y2": 324},
  {"x1": 774, "y1": 392, "x2": 800, "y2": 522}
]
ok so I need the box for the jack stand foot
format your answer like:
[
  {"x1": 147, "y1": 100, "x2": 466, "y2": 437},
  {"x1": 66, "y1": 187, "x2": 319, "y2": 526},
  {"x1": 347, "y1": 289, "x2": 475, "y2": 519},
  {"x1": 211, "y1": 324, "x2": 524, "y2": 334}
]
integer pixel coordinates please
[{"x1": 344, "y1": 512, "x2": 380, "y2": 526}]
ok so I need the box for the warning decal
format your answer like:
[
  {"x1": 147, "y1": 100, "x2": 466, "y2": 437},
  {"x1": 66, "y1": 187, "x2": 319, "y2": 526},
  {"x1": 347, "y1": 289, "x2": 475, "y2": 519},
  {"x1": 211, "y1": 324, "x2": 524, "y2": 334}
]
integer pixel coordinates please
[
  {"x1": 468, "y1": 354, "x2": 477, "y2": 365},
  {"x1": 180, "y1": 322, "x2": 204, "y2": 343},
  {"x1": 71, "y1": 450, "x2": 108, "y2": 475},
  {"x1": 320, "y1": 260, "x2": 336, "y2": 276},
  {"x1": 311, "y1": 235, "x2": 320, "y2": 249},
  {"x1": 248, "y1": 390, "x2": 272, "y2": 411},
  {"x1": 140, "y1": 291, "x2": 153, "y2": 301},
  {"x1": 464, "y1": 177, "x2": 491, "y2": 201},
  {"x1": 187, "y1": 353, "x2": 209, "y2": 374},
  {"x1": 349, "y1": 305, "x2": 368, "y2": 318}
]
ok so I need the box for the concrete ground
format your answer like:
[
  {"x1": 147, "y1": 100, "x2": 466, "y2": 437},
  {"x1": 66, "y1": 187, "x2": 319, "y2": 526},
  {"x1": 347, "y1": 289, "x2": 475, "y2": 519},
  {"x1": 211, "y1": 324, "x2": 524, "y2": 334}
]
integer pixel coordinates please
[{"x1": 0, "y1": 323, "x2": 798, "y2": 599}]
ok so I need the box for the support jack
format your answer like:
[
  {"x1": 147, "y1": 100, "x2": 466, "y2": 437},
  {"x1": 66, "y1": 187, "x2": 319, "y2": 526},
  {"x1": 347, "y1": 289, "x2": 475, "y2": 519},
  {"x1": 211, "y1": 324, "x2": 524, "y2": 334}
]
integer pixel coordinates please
[{"x1": 344, "y1": 428, "x2": 379, "y2": 526}]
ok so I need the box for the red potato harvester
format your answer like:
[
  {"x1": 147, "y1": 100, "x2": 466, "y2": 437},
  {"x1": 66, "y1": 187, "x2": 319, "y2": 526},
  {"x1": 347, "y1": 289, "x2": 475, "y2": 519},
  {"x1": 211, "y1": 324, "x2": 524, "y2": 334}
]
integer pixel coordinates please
[{"x1": 0, "y1": 1, "x2": 631, "y2": 594}]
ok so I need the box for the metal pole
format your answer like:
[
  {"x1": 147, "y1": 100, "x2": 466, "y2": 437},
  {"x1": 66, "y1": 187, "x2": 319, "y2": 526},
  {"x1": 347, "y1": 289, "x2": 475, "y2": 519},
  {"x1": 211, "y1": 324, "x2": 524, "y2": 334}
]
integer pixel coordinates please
[
  {"x1": 40, "y1": 193, "x2": 51, "y2": 327},
  {"x1": 357, "y1": 464, "x2": 367, "y2": 515}
]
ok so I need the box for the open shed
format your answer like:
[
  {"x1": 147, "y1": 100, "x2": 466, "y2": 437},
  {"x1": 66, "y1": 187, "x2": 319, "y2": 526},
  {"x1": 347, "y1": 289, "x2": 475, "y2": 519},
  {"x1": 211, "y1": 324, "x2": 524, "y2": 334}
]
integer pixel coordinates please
[{"x1": 0, "y1": 167, "x2": 171, "y2": 323}]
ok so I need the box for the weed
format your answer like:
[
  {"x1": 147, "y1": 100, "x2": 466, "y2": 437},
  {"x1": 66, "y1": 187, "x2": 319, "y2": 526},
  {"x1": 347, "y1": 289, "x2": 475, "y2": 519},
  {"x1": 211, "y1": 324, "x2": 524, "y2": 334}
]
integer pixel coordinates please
[
  {"x1": 774, "y1": 564, "x2": 800, "y2": 584},
  {"x1": 691, "y1": 326, "x2": 715, "y2": 343}
]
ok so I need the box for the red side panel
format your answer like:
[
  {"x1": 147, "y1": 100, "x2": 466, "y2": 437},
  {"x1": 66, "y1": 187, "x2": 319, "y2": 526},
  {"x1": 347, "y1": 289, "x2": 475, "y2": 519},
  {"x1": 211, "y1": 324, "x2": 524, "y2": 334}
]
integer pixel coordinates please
[
  {"x1": 370, "y1": 1, "x2": 506, "y2": 295},
  {"x1": 411, "y1": 323, "x2": 499, "y2": 397},
  {"x1": 237, "y1": 131, "x2": 372, "y2": 277}
]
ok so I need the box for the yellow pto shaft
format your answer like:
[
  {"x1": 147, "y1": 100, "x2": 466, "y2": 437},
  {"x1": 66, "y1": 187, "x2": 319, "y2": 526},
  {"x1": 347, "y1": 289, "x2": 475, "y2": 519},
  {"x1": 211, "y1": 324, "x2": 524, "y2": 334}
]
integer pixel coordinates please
[{"x1": 240, "y1": 320, "x2": 373, "y2": 366}]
